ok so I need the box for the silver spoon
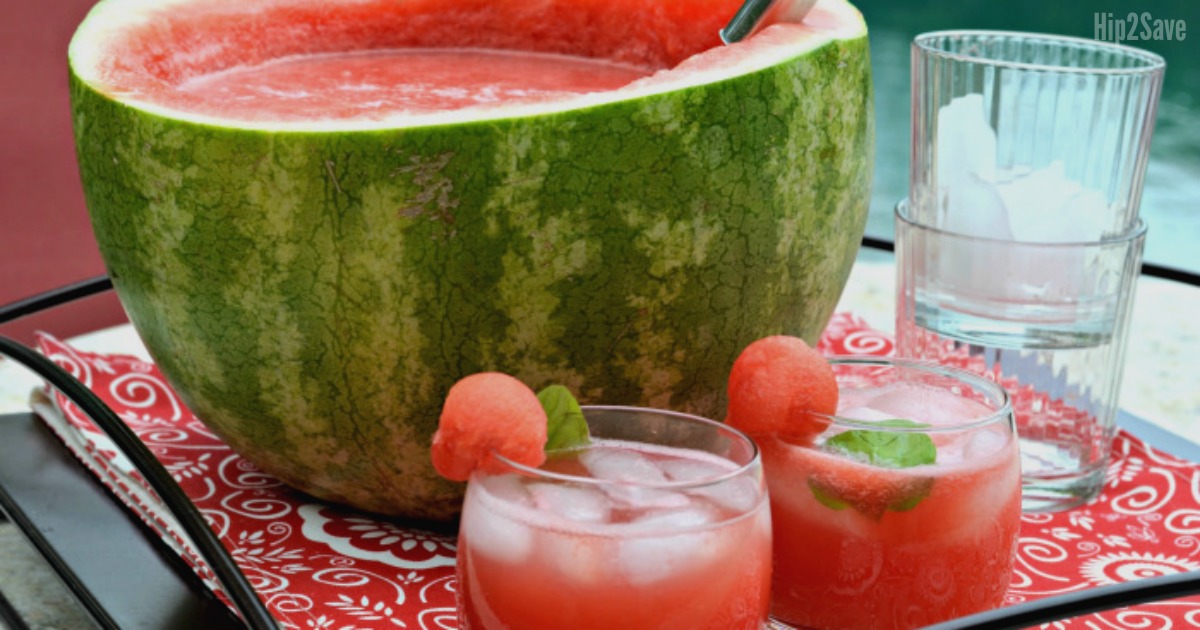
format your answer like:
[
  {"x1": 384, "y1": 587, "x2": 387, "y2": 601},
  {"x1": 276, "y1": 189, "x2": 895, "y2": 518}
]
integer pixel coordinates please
[{"x1": 720, "y1": 0, "x2": 819, "y2": 44}]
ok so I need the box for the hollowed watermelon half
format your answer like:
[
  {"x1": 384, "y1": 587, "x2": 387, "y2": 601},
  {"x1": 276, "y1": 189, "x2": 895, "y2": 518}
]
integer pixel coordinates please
[{"x1": 69, "y1": 0, "x2": 873, "y2": 520}]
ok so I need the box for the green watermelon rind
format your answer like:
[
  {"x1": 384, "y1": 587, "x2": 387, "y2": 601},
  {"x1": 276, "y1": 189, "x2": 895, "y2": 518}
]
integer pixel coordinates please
[{"x1": 69, "y1": 4, "x2": 873, "y2": 520}]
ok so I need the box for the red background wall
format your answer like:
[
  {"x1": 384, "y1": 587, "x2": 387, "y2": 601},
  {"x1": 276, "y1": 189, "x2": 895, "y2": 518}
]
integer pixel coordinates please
[{"x1": 1, "y1": 0, "x2": 128, "y2": 345}]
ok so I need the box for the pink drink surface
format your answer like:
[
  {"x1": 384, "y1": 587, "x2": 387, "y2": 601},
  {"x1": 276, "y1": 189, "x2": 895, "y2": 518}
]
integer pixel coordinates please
[
  {"x1": 172, "y1": 48, "x2": 652, "y2": 121},
  {"x1": 457, "y1": 439, "x2": 771, "y2": 629},
  {"x1": 765, "y1": 382, "x2": 1022, "y2": 629}
]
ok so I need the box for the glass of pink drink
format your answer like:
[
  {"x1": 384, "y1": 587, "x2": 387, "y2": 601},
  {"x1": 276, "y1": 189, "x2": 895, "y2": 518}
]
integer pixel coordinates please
[
  {"x1": 457, "y1": 406, "x2": 772, "y2": 630},
  {"x1": 763, "y1": 357, "x2": 1021, "y2": 629}
]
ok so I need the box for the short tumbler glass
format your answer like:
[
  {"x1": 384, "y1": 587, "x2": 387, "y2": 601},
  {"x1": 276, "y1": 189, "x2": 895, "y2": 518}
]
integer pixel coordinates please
[
  {"x1": 896, "y1": 199, "x2": 1147, "y2": 512},
  {"x1": 763, "y1": 357, "x2": 1021, "y2": 630},
  {"x1": 456, "y1": 406, "x2": 772, "y2": 630}
]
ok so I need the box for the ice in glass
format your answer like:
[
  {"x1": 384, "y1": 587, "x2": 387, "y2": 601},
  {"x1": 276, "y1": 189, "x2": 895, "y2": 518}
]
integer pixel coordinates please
[
  {"x1": 905, "y1": 31, "x2": 1162, "y2": 511},
  {"x1": 456, "y1": 406, "x2": 771, "y2": 630},
  {"x1": 763, "y1": 357, "x2": 1021, "y2": 629}
]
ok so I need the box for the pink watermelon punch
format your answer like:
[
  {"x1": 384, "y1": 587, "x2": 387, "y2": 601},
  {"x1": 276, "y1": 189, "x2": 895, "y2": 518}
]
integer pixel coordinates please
[
  {"x1": 455, "y1": 406, "x2": 772, "y2": 630},
  {"x1": 762, "y1": 357, "x2": 1022, "y2": 629}
]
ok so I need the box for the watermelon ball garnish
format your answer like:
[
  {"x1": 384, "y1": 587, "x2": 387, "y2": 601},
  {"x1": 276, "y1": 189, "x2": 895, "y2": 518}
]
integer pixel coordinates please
[
  {"x1": 430, "y1": 372, "x2": 548, "y2": 482},
  {"x1": 726, "y1": 335, "x2": 838, "y2": 446}
]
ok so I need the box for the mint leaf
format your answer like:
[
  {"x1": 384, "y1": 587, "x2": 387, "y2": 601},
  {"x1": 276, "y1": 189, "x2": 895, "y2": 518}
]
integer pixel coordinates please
[
  {"x1": 538, "y1": 385, "x2": 590, "y2": 451},
  {"x1": 808, "y1": 418, "x2": 938, "y2": 517},
  {"x1": 807, "y1": 479, "x2": 849, "y2": 511},
  {"x1": 824, "y1": 419, "x2": 937, "y2": 469},
  {"x1": 888, "y1": 477, "x2": 935, "y2": 512}
]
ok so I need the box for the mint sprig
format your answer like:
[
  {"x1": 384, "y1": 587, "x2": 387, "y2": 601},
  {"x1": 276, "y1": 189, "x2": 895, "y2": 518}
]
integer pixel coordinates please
[
  {"x1": 808, "y1": 479, "x2": 850, "y2": 511},
  {"x1": 538, "y1": 385, "x2": 590, "y2": 451},
  {"x1": 809, "y1": 418, "x2": 937, "y2": 518},
  {"x1": 887, "y1": 477, "x2": 935, "y2": 512},
  {"x1": 824, "y1": 418, "x2": 937, "y2": 468}
]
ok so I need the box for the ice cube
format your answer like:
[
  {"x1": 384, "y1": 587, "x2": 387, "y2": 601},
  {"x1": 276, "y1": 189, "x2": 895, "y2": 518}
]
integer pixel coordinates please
[
  {"x1": 931, "y1": 96, "x2": 1121, "y2": 314},
  {"x1": 941, "y1": 172, "x2": 1013, "y2": 240},
  {"x1": 464, "y1": 479, "x2": 533, "y2": 564},
  {"x1": 581, "y1": 447, "x2": 690, "y2": 509},
  {"x1": 478, "y1": 473, "x2": 532, "y2": 505},
  {"x1": 866, "y1": 384, "x2": 988, "y2": 428},
  {"x1": 931, "y1": 95, "x2": 1002, "y2": 234},
  {"x1": 998, "y1": 161, "x2": 1111, "y2": 243},
  {"x1": 928, "y1": 167, "x2": 1015, "y2": 311},
  {"x1": 936, "y1": 93, "x2": 998, "y2": 187},
  {"x1": 527, "y1": 482, "x2": 611, "y2": 524},
  {"x1": 580, "y1": 447, "x2": 669, "y2": 484},
  {"x1": 605, "y1": 485, "x2": 692, "y2": 510},
  {"x1": 657, "y1": 458, "x2": 761, "y2": 513},
  {"x1": 618, "y1": 506, "x2": 720, "y2": 585},
  {"x1": 1059, "y1": 187, "x2": 1114, "y2": 240},
  {"x1": 963, "y1": 427, "x2": 1010, "y2": 461},
  {"x1": 695, "y1": 478, "x2": 761, "y2": 513},
  {"x1": 988, "y1": 163, "x2": 1111, "y2": 307},
  {"x1": 863, "y1": 385, "x2": 942, "y2": 424},
  {"x1": 658, "y1": 458, "x2": 726, "y2": 483}
]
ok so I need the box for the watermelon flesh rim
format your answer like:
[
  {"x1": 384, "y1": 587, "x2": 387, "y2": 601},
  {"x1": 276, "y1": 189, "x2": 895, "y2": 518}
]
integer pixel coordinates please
[
  {"x1": 171, "y1": 48, "x2": 657, "y2": 121},
  {"x1": 69, "y1": 0, "x2": 867, "y2": 130}
]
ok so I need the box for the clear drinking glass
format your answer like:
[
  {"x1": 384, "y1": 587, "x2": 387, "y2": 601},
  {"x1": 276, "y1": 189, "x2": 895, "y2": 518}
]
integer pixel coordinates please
[
  {"x1": 896, "y1": 200, "x2": 1146, "y2": 512},
  {"x1": 456, "y1": 406, "x2": 772, "y2": 630},
  {"x1": 902, "y1": 31, "x2": 1162, "y2": 512},
  {"x1": 910, "y1": 30, "x2": 1165, "y2": 237},
  {"x1": 762, "y1": 357, "x2": 1021, "y2": 630}
]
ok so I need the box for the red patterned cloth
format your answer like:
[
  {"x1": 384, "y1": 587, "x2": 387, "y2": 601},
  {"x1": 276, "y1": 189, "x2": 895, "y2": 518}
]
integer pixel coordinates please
[{"x1": 31, "y1": 312, "x2": 1200, "y2": 629}]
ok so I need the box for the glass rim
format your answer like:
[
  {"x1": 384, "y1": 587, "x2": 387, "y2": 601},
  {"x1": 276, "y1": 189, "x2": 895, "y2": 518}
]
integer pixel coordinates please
[
  {"x1": 820, "y1": 356, "x2": 1015, "y2": 433},
  {"x1": 913, "y1": 29, "x2": 1166, "y2": 76},
  {"x1": 895, "y1": 198, "x2": 1149, "y2": 247},
  {"x1": 489, "y1": 404, "x2": 761, "y2": 489}
]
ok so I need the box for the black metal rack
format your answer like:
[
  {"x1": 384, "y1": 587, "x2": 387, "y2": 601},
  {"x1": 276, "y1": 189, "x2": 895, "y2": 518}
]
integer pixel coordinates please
[
  {"x1": 0, "y1": 289, "x2": 277, "y2": 629},
  {"x1": 0, "y1": 411, "x2": 242, "y2": 630}
]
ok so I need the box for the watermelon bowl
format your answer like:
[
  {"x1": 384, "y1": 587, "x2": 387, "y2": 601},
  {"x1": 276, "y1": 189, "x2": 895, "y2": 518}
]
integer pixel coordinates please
[{"x1": 68, "y1": 0, "x2": 873, "y2": 520}]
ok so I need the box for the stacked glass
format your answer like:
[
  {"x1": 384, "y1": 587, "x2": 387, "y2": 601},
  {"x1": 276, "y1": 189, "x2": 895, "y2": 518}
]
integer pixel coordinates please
[{"x1": 898, "y1": 31, "x2": 1165, "y2": 511}]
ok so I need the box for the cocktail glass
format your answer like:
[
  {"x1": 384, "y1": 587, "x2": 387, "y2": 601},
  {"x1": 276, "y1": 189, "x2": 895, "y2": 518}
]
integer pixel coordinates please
[
  {"x1": 456, "y1": 405, "x2": 772, "y2": 629},
  {"x1": 764, "y1": 357, "x2": 1021, "y2": 629}
]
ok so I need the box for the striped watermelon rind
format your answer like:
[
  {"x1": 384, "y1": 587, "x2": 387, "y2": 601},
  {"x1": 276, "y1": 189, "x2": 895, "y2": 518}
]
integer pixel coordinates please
[{"x1": 69, "y1": 0, "x2": 873, "y2": 520}]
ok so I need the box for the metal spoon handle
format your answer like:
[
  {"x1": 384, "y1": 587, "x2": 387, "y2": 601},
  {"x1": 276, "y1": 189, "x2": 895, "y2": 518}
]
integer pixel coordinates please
[{"x1": 720, "y1": 0, "x2": 819, "y2": 44}]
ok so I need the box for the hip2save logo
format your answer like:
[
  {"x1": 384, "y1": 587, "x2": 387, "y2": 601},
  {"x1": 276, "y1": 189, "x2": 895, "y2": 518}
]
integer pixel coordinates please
[{"x1": 1094, "y1": 12, "x2": 1187, "y2": 43}]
